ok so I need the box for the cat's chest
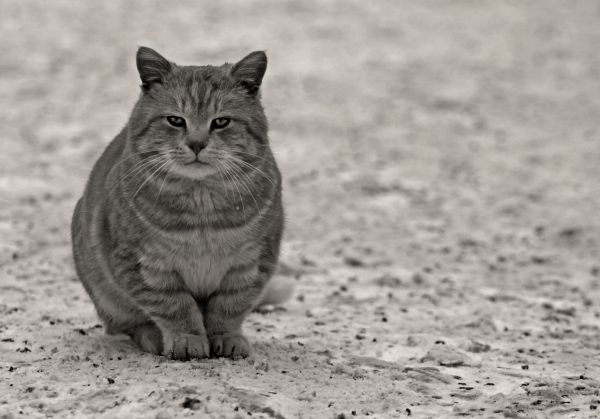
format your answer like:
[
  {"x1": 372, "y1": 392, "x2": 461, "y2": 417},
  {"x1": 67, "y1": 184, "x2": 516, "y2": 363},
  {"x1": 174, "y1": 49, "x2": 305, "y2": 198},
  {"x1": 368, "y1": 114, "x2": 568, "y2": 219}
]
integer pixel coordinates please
[
  {"x1": 174, "y1": 240, "x2": 234, "y2": 296},
  {"x1": 144, "y1": 229, "x2": 257, "y2": 297}
]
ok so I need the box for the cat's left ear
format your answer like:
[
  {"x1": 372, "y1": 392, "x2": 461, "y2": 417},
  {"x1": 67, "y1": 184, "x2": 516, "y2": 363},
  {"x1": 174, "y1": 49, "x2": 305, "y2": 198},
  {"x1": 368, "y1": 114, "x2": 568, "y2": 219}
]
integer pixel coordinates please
[
  {"x1": 230, "y1": 51, "x2": 267, "y2": 95},
  {"x1": 136, "y1": 46, "x2": 173, "y2": 91}
]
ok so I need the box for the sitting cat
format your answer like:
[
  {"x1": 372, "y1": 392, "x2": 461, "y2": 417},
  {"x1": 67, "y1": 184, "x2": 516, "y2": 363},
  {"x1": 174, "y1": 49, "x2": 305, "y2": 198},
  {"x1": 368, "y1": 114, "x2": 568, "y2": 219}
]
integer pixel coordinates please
[{"x1": 71, "y1": 46, "x2": 288, "y2": 360}]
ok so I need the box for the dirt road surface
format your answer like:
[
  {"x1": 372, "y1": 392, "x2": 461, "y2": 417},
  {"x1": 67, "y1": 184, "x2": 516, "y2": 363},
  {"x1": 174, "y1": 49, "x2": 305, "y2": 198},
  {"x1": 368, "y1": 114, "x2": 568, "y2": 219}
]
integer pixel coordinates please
[{"x1": 1, "y1": 1, "x2": 600, "y2": 418}]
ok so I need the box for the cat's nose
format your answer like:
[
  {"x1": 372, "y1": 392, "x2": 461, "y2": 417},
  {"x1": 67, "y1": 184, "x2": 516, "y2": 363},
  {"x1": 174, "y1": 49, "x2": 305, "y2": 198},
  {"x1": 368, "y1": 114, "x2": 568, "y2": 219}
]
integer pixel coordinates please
[{"x1": 186, "y1": 140, "x2": 207, "y2": 155}]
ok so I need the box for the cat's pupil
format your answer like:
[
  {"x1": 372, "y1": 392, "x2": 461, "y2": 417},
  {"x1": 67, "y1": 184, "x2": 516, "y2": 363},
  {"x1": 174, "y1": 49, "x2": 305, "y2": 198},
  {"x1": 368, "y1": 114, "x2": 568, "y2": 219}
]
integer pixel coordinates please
[
  {"x1": 212, "y1": 118, "x2": 230, "y2": 129},
  {"x1": 167, "y1": 116, "x2": 185, "y2": 128}
]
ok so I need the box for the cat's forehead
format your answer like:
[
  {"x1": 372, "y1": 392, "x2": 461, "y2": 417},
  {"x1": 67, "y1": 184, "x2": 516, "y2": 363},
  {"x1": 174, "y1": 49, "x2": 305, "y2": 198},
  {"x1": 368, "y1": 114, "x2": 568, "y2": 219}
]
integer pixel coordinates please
[
  {"x1": 159, "y1": 64, "x2": 235, "y2": 113},
  {"x1": 175, "y1": 64, "x2": 231, "y2": 86}
]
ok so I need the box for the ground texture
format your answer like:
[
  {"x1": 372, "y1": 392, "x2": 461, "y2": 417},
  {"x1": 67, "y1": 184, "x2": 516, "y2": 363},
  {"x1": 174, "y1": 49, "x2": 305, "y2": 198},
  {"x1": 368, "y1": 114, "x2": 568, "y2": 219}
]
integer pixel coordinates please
[{"x1": 1, "y1": 1, "x2": 600, "y2": 418}]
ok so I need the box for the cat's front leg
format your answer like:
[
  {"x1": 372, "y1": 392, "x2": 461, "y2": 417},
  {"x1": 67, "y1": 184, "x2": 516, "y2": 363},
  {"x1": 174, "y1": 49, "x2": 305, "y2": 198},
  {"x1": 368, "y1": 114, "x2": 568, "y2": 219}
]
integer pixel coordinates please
[
  {"x1": 204, "y1": 263, "x2": 266, "y2": 358},
  {"x1": 128, "y1": 266, "x2": 210, "y2": 360}
]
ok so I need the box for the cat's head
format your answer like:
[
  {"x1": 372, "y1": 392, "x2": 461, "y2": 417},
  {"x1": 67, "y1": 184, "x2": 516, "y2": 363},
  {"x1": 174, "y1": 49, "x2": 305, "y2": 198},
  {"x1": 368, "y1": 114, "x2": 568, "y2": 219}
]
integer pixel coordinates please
[{"x1": 127, "y1": 47, "x2": 269, "y2": 181}]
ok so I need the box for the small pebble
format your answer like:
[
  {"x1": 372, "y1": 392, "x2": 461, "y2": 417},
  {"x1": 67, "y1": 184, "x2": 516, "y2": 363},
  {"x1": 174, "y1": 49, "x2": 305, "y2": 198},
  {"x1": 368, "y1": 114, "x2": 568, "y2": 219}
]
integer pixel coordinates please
[
  {"x1": 344, "y1": 257, "x2": 364, "y2": 267},
  {"x1": 182, "y1": 397, "x2": 201, "y2": 410}
]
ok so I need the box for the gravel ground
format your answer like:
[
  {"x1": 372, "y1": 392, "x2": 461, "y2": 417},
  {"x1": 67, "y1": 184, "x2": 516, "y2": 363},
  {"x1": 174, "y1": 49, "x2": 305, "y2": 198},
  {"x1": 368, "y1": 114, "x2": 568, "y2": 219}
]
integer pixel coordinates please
[{"x1": 1, "y1": 1, "x2": 600, "y2": 418}]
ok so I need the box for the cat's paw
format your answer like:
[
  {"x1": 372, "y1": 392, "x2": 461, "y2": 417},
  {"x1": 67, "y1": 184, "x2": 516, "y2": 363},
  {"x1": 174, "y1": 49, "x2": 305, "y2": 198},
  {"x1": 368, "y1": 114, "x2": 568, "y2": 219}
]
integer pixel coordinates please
[
  {"x1": 130, "y1": 324, "x2": 163, "y2": 355},
  {"x1": 167, "y1": 333, "x2": 210, "y2": 361},
  {"x1": 209, "y1": 333, "x2": 251, "y2": 359}
]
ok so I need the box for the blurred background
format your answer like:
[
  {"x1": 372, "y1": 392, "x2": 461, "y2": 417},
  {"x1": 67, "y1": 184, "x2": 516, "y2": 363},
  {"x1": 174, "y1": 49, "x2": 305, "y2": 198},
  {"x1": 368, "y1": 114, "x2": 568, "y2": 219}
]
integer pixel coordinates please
[
  {"x1": 1, "y1": 1, "x2": 600, "y2": 417},
  {"x1": 1, "y1": 1, "x2": 599, "y2": 257}
]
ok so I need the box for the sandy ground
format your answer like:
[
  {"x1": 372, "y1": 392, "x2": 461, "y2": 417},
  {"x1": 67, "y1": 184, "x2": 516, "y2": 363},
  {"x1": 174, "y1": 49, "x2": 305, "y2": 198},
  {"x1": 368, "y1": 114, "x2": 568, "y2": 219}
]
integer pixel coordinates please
[{"x1": 1, "y1": 1, "x2": 600, "y2": 418}]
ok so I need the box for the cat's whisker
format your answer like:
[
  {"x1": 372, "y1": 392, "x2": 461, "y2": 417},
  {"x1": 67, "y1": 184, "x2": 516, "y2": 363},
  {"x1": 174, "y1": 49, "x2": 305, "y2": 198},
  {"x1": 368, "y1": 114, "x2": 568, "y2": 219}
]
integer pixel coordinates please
[
  {"x1": 231, "y1": 168, "x2": 263, "y2": 214},
  {"x1": 132, "y1": 144, "x2": 170, "y2": 158},
  {"x1": 135, "y1": 144, "x2": 165, "y2": 152},
  {"x1": 218, "y1": 158, "x2": 261, "y2": 210},
  {"x1": 217, "y1": 162, "x2": 242, "y2": 214},
  {"x1": 121, "y1": 155, "x2": 167, "y2": 178},
  {"x1": 216, "y1": 160, "x2": 246, "y2": 220},
  {"x1": 116, "y1": 150, "x2": 166, "y2": 169},
  {"x1": 222, "y1": 154, "x2": 276, "y2": 187},
  {"x1": 126, "y1": 159, "x2": 165, "y2": 191},
  {"x1": 230, "y1": 150, "x2": 267, "y2": 160},
  {"x1": 212, "y1": 164, "x2": 233, "y2": 205},
  {"x1": 219, "y1": 161, "x2": 252, "y2": 200},
  {"x1": 208, "y1": 157, "x2": 235, "y2": 201},
  {"x1": 155, "y1": 161, "x2": 173, "y2": 203},
  {"x1": 132, "y1": 159, "x2": 171, "y2": 200},
  {"x1": 225, "y1": 165, "x2": 248, "y2": 220},
  {"x1": 113, "y1": 146, "x2": 165, "y2": 164},
  {"x1": 209, "y1": 150, "x2": 265, "y2": 200},
  {"x1": 109, "y1": 154, "x2": 169, "y2": 194},
  {"x1": 230, "y1": 150, "x2": 273, "y2": 168}
]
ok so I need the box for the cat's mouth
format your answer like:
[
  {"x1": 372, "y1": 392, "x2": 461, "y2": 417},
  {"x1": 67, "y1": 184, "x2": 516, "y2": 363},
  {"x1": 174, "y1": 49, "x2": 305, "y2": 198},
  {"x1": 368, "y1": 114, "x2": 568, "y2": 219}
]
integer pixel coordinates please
[
  {"x1": 171, "y1": 156, "x2": 217, "y2": 180},
  {"x1": 182, "y1": 156, "x2": 211, "y2": 166},
  {"x1": 188, "y1": 160, "x2": 208, "y2": 166}
]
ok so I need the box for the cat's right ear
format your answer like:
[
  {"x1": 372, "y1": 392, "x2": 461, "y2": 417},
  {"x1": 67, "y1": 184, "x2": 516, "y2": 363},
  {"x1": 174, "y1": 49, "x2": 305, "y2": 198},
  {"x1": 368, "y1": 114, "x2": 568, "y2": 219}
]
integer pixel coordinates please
[{"x1": 136, "y1": 47, "x2": 173, "y2": 91}]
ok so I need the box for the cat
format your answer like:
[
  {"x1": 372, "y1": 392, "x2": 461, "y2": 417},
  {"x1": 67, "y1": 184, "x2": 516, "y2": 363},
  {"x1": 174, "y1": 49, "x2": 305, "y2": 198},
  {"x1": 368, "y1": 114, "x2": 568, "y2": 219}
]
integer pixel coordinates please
[{"x1": 71, "y1": 46, "x2": 290, "y2": 360}]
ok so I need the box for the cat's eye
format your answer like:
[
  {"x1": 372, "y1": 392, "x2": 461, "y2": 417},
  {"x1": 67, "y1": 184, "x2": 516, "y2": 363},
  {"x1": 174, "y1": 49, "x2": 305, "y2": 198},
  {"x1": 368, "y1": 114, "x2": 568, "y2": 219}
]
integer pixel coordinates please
[
  {"x1": 166, "y1": 116, "x2": 186, "y2": 128},
  {"x1": 211, "y1": 118, "x2": 231, "y2": 130}
]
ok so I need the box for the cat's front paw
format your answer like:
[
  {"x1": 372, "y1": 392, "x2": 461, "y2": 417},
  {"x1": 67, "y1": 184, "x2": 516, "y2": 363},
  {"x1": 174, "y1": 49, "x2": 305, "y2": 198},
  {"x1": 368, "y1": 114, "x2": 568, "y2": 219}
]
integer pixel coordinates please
[
  {"x1": 130, "y1": 324, "x2": 163, "y2": 355},
  {"x1": 166, "y1": 333, "x2": 210, "y2": 360},
  {"x1": 209, "y1": 333, "x2": 251, "y2": 359}
]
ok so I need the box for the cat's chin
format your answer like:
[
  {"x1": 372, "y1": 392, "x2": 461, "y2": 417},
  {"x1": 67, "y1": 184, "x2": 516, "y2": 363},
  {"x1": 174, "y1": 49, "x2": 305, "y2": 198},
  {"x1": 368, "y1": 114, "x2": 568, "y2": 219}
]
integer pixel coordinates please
[{"x1": 170, "y1": 162, "x2": 217, "y2": 180}]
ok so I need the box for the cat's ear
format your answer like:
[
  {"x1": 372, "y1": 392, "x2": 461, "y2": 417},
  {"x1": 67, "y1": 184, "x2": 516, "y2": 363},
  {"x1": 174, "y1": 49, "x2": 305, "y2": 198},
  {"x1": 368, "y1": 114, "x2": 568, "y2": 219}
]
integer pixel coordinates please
[
  {"x1": 136, "y1": 46, "x2": 173, "y2": 91},
  {"x1": 230, "y1": 51, "x2": 267, "y2": 95}
]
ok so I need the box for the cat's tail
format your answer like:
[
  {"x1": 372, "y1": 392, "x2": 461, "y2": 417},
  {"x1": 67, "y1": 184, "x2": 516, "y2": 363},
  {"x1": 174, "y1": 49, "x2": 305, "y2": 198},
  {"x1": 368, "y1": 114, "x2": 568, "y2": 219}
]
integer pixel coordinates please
[{"x1": 256, "y1": 277, "x2": 295, "y2": 307}]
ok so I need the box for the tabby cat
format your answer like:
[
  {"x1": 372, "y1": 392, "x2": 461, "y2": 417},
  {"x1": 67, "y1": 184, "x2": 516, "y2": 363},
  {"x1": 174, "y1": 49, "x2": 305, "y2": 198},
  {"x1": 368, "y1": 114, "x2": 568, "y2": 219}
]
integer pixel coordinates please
[{"x1": 71, "y1": 47, "x2": 288, "y2": 360}]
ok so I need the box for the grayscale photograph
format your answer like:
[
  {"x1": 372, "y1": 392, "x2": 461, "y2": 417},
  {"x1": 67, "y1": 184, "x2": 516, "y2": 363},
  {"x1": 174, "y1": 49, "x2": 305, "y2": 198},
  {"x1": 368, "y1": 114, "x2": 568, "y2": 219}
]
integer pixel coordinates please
[{"x1": 1, "y1": 1, "x2": 599, "y2": 418}]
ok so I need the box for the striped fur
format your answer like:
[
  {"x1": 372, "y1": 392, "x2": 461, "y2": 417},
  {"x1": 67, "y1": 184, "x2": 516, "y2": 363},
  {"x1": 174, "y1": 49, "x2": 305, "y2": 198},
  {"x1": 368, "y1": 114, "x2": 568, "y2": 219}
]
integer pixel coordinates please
[{"x1": 71, "y1": 47, "x2": 286, "y2": 360}]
